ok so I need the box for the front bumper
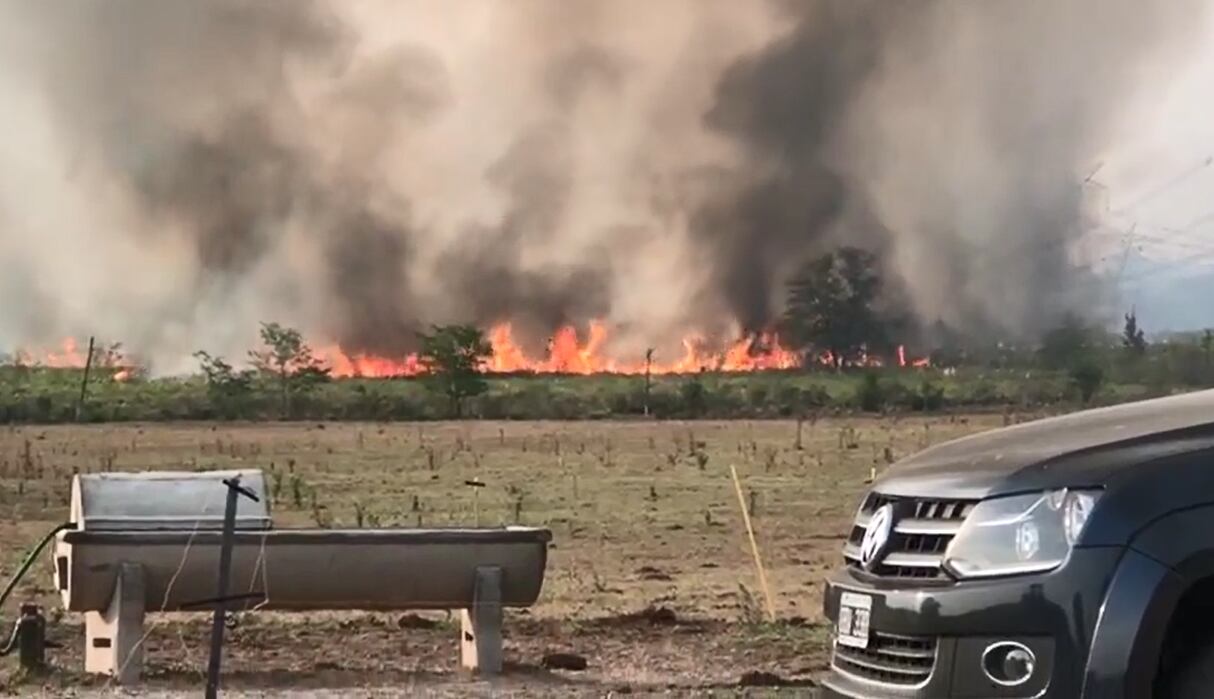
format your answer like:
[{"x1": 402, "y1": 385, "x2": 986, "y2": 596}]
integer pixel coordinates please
[{"x1": 821, "y1": 547, "x2": 1124, "y2": 698}]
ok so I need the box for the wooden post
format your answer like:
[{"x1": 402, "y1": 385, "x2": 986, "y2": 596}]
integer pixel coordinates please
[
  {"x1": 730, "y1": 464, "x2": 776, "y2": 622},
  {"x1": 75, "y1": 336, "x2": 95, "y2": 422},
  {"x1": 643, "y1": 348, "x2": 654, "y2": 417}
]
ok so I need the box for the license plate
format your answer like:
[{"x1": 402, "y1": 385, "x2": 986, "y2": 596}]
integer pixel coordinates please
[{"x1": 836, "y1": 592, "x2": 872, "y2": 649}]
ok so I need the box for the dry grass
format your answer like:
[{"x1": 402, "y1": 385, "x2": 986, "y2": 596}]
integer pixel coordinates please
[{"x1": 0, "y1": 416, "x2": 1005, "y2": 695}]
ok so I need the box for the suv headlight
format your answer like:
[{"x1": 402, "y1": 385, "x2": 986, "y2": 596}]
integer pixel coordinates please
[{"x1": 943, "y1": 488, "x2": 1101, "y2": 579}]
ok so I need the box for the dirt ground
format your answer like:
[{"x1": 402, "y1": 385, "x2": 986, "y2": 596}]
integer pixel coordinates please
[{"x1": 0, "y1": 416, "x2": 1009, "y2": 696}]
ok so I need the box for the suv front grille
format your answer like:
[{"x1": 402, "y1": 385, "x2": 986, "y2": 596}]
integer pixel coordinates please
[
  {"x1": 833, "y1": 632, "x2": 937, "y2": 686},
  {"x1": 842, "y1": 494, "x2": 976, "y2": 579}
]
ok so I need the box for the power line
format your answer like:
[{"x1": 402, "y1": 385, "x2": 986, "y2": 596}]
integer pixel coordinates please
[
  {"x1": 1110, "y1": 155, "x2": 1214, "y2": 215},
  {"x1": 1103, "y1": 241, "x2": 1214, "y2": 288}
]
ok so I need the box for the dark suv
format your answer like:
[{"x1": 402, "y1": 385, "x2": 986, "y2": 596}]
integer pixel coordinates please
[{"x1": 822, "y1": 389, "x2": 1214, "y2": 698}]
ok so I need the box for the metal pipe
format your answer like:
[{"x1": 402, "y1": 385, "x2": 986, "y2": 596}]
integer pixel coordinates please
[{"x1": 205, "y1": 477, "x2": 257, "y2": 699}]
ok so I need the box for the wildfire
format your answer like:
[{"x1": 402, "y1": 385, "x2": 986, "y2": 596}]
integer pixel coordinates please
[
  {"x1": 11, "y1": 324, "x2": 929, "y2": 381},
  {"x1": 14, "y1": 337, "x2": 89, "y2": 368},
  {"x1": 9, "y1": 338, "x2": 137, "y2": 381},
  {"x1": 326, "y1": 352, "x2": 424, "y2": 378},
  {"x1": 322, "y1": 321, "x2": 803, "y2": 378}
]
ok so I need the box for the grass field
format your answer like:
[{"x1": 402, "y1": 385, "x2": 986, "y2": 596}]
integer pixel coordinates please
[{"x1": 0, "y1": 415, "x2": 1015, "y2": 695}]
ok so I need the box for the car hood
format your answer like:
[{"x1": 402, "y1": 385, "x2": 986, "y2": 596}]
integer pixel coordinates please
[{"x1": 872, "y1": 389, "x2": 1214, "y2": 500}]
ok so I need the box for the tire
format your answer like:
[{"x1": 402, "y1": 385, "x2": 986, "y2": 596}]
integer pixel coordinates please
[{"x1": 1161, "y1": 641, "x2": 1214, "y2": 699}]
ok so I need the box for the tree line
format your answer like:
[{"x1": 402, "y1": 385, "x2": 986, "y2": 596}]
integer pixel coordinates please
[
  {"x1": 1, "y1": 246, "x2": 1212, "y2": 423},
  {"x1": 191, "y1": 322, "x2": 496, "y2": 420}
]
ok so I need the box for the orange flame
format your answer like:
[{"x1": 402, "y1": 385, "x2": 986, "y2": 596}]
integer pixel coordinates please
[
  {"x1": 14, "y1": 338, "x2": 89, "y2": 368},
  {"x1": 321, "y1": 321, "x2": 803, "y2": 377},
  {"x1": 10, "y1": 338, "x2": 138, "y2": 381},
  {"x1": 14, "y1": 326, "x2": 928, "y2": 380},
  {"x1": 898, "y1": 344, "x2": 932, "y2": 368}
]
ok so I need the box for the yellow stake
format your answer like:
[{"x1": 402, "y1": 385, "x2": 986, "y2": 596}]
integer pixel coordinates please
[{"x1": 730, "y1": 464, "x2": 776, "y2": 623}]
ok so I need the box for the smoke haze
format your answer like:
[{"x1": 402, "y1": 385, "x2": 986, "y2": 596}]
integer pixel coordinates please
[{"x1": 0, "y1": 0, "x2": 1205, "y2": 370}]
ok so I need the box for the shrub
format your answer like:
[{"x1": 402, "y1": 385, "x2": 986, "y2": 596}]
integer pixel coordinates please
[
  {"x1": 1069, "y1": 361, "x2": 1105, "y2": 405},
  {"x1": 680, "y1": 377, "x2": 708, "y2": 417},
  {"x1": 746, "y1": 383, "x2": 771, "y2": 413},
  {"x1": 910, "y1": 379, "x2": 946, "y2": 411},
  {"x1": 855, "y1": 373, "x2": 886, "y2": 412},
  {"x1": 958, "y1": 379, "x2": 1002, "y2": 406}
]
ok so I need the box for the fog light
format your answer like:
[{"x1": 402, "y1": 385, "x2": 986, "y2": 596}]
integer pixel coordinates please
[{"x1": 982, "y1": 641, "x2": 1035, "y2": 687}]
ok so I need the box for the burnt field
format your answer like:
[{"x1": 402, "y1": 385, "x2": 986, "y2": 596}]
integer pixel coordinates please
[{"x1": 0, "y1": 416, "x2": 1006, "y2": 695}]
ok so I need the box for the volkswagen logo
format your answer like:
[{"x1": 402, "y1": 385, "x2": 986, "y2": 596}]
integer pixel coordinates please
[{"x1": 860, "y1": 503, "x2": 895, "y2": 570}]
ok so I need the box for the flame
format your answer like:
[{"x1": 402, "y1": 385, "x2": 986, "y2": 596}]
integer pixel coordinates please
[
  {"x1": 12, "y1": 325, "x2": 928, "y2": 380},
  {"x1": 9, "y1": 338, "x2": 138, "y2": 381},
  {"x1": 326, "y1": 351, "x2": 424, "y2": 378},
  {"x1": 898, "y1": 344, "x2": 932, "y2": 368},
  {"x1": 318, "y1": 322, "x2": 936, "y2": 377},
  {"x1": 14, "y1": 338, "x2": 89, "y2": 368},
  {"x1": 322, "y1": 321, "x2": 803, "y2": 377}
]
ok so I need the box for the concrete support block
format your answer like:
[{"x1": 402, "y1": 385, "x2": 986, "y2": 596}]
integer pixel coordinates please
[
  {"x1": 460, "y1": 566, "x2": 503, "y2": 674},
  {"x1": 85, "y1": 562, "x2": 146, "y2": 684}
]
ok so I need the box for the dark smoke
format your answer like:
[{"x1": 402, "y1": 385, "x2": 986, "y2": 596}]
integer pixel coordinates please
[
  {"x1": 0, "y1": 1, "x2": 1206, "y2": 369},
  {"x1": 690, "y1": 2, "x2": 915, "y2": 333},
  {"x1": 694, "y1": 0, "x2": 1208, "y2": 339},
  {"x1": 435, "y1": 44, "x2": 627, "y2": 354}
]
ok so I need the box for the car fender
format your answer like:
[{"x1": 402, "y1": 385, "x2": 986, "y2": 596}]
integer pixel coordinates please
[
  {"x1": 1081, "y1": 547, "x2": 1184, "y2": 698},
  {"x1": 1129, "y1": 505, "x2": 1214, "y2": 581},
  {"x1": 1082, "y1": 505, "x2": 1214, "y2": 697}
]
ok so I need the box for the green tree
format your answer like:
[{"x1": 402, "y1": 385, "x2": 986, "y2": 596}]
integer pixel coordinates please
[
  {"x1": 1038, "y1": 313, "x2": 1098, "y2": 370},
  {"x1": 194, "y1": 351, "x2": 254, "y2": 418},
  {"x1": 782, "y1": 247, "x2": 892, "y2": 369},
  {"x1": 1203, "y1": 330, "x2": 1213, "y2": 373},
  {"x1": 1069, "y1": 359, "x2": 1105, "y2": 405},
  {"x1": 1121, "y1": 309, "x2": 1147, "y2": 358},
  {"x1": 248, "y1": 323, "x2": 330, "y2": 418},
  {"x1": 680, "y1": 374, "x2": 708, "y2": 417},
  {"x1": 418, "y1": 324, "x2": 493, "y2": 418},
  {"x1": 854, "y1": 371, "x2": 887, "y2": 412}
]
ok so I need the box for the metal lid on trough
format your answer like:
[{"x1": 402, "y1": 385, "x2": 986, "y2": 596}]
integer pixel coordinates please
[{"x1": 70, "y1": 470, "x2": 271, "y2": 531}]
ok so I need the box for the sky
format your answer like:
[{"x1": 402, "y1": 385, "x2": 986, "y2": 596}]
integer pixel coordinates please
[{"x1": 1094, "y1": 8, "x2": 1214, "y2": 331}]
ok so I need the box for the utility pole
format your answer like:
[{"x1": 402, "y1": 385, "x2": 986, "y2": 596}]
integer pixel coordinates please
[
  {"x1": 643, "y1": 349, "x2": 654, "y2": 417},
  {"x1": 75, "y1": 337, "x2": 96, "y2": 422}
]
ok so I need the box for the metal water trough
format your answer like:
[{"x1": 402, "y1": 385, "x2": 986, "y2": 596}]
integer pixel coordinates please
[{"x1": 52, "y1": 469, "x2": 552, "y2": 683}]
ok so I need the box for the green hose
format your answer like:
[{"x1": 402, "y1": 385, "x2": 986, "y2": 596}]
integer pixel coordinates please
[{"x1": 0, "y1": 522, "x2": 74, "y2": 613}]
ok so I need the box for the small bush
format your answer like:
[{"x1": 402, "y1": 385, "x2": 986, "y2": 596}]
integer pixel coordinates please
[
  {"x1": 704, "y1": 381, "x2": 745, "y2": 417},
  {"x1": 680, "y1": 377, "x2": 708, "y2": 417},
  {"x1": 958, "y1": 379, "x2": 1002, "y2": 406},
  {"x1": 746, "y1": 383, "x2": 771, "y2": 412},
  {"x1": 1069, "y1": 361, "x2": 1105, "y2": 405},
  {"x1": 910, "y1": 379, "x2": 946, "y2": 411},
  {"x1": 855, "y1": 373, "x2": 886, "y2": 412}
]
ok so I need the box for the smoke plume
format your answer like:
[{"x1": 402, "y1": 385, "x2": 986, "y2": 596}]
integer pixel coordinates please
[{"x1": 0, "y1": 0, "x2": 1205, "y2": 370}]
